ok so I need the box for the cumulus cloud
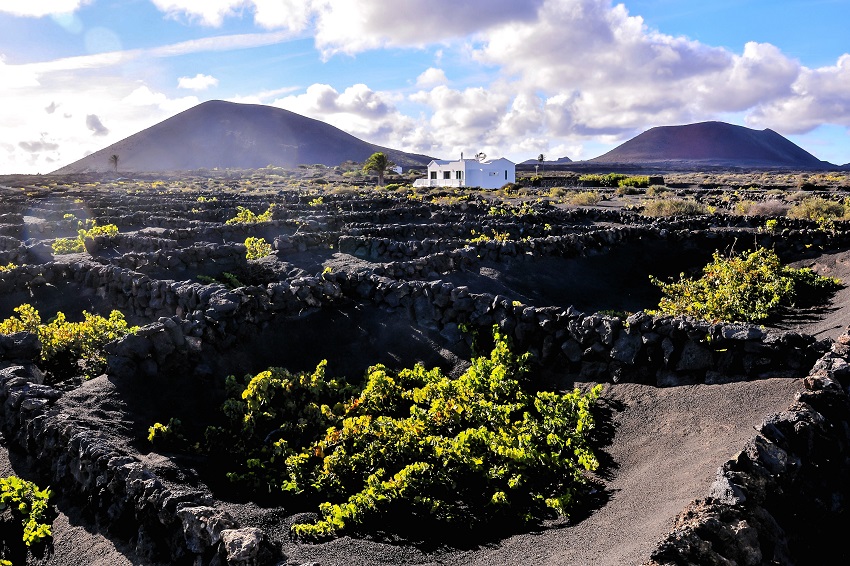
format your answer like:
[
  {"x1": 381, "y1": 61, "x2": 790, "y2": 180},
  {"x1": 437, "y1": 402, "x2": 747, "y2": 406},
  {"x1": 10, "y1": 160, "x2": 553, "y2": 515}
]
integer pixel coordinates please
[
  {"x1": 140, "y1": 0, "x2": 849, "y2": 153},
  {"x1": 460, "y1": 0, "x2": 838, "y2": 144},
  {"x1": 178, "y1": 73, "x2": 219, "y2": 90},
  {"x1": 406, "y1": 84, "x2": 554, "y2": 159},
  {"x1": 0, "y1": 0, "x2": 91, "y2": 18},
  {"x1": 0, "y1": 69, "x2": 201, "y2": 173},
  {"x1": 123, "y1": 85, "x2": 200, "y2": 113},
  {"x1": 309, "y1": 0, "x2": 545, "y2": 56},
  {"x1": 148, "y1": 0, "x2": 545, "y2": 55},
  {"x1": 415, "y1": 68, "x2": 447, "y2": 88},
  {"x1": 85, "y1": 114, "x2": 109, "y2": 136},
  {"x1": 18, "y1": 137, "x2": 60, "y2": 153},
  {"x1": 273, "y1": 83, "x2": 415, "y2": 142},
  {"x1": 0, "y1": 56, "x2": 40, "y2": 88},
  {"x1": 747, "y1": 54, "x2": 850, "y2": 134},
  {"x1": 150, "y1": 0, "x2": 246, "y2": 27},
  {"x1": 150, "y1": 0, "x2": 313, "y2": 29}
]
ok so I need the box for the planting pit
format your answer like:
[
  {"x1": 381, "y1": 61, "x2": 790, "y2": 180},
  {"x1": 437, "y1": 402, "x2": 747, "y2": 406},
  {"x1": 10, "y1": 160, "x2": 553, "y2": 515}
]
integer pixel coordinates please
[{"x1": 1, "y1": 171, "x2": 850, "y2": 566}]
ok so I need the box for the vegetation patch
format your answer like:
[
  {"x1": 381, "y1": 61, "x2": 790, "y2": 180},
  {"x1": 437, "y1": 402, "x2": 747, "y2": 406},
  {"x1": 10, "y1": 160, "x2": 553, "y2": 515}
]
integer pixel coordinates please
[
  {"x1": 225, "y1": 204, "x2": 275, "y2": 224},
  {"x1": 206, "y1": 329, "x2": 603, "y2": 540},
  {"x1": 0, "y1": 475, "x2": 53, "y2": 564},
  {"x1": 650, "y1": 247, "x2": 841, "y2": 323},
  {"x1": 642, "y1": 198, "x2": 707, "y2": 217},
  {"x1": 244, "y1": 236, "x2": 273, "y2": 260},
  {"x1": 565, "y1": 190, "x2": 603, "y2": 206},
  {"x1": 51, "y1": 221, "x2": 119, "y2": 255},
  {"x1": 578, "y1": 173, "x2": 628, "y2": 187},
  {"x1": 617, "y1": 176, "x2": 651, "y2": 189},
  {"x1": 0, "y1": 304, "x2": 137, "y2": 380},
  {"x1": 787, "y1": 196, "x2": 847, "y2": 222}
]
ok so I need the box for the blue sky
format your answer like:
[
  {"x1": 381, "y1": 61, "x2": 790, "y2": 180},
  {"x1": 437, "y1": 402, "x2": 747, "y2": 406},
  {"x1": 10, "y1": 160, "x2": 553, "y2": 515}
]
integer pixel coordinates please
[{"x1": 1, "y1": 0, "x2": 848, "y2": 174}]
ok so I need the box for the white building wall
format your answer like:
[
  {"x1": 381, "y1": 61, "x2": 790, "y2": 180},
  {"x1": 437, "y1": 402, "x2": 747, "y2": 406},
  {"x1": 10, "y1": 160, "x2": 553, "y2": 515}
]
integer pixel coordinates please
[{"x1": 413, "y1": 157, "x2": 515, "y2": 189}]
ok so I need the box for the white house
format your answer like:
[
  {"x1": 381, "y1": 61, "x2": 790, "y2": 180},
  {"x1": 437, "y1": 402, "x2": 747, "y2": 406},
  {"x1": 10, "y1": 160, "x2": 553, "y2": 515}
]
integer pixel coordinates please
[{"x1": 413, "y1": 156, "x2": 515, "y2": 189}]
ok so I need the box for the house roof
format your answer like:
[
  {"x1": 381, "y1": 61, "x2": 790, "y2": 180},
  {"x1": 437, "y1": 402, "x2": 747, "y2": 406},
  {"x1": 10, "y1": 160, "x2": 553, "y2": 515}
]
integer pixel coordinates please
[{"x1": 428, "y1": 157, "x2": 515, "y2": 166}]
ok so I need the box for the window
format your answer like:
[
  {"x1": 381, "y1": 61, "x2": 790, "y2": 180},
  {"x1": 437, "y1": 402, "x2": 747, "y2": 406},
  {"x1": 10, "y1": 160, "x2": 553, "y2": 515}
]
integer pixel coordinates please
[
  {"x1": 443, "y1": 171, "x2": 451, "y2": 179},
  {"x1": 456, "y1": 171, "x2": 463, "y2": 180},
  {"x1": 505, "y1": 170, "x2": 507, "y2": 180},
  {"x1": 430, "y1": 171, "x2": 437, "y2": 179}
]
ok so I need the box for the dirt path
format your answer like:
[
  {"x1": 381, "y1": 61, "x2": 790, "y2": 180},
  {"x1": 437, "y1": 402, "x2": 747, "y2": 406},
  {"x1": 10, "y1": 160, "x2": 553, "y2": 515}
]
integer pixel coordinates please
[{"x1": 279, "y1": 378, "x2": 804, "y2": 566}]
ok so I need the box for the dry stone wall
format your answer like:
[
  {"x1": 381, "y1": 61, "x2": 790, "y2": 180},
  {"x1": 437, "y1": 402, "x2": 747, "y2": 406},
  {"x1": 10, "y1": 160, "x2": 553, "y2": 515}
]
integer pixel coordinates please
[
  {"x1": 647, "y1": 329, "x2": 850, "y2": 566},
  {"x1": 0, "y1": 357, "x2": 272, "y2": 565}
]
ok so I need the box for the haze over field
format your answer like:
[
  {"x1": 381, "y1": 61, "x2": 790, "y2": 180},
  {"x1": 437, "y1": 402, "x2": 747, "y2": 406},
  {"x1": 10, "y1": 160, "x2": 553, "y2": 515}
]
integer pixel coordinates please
[{"x1": 1, "y1": 0, "x2": 849, "y2": 173}]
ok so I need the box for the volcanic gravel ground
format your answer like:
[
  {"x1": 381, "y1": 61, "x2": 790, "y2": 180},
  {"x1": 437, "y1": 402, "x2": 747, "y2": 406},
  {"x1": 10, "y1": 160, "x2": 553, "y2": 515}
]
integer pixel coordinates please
[{"x1": 0, "y1": 178, "x2": 848, "y2": 565}]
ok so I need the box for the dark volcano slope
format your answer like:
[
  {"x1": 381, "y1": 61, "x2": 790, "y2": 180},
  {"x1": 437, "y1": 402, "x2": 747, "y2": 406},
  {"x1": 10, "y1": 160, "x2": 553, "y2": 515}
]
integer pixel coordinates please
[
  {"x1": 53, "y1": 100, "x2": 433, "y2": 173},
  {"x1": 590, "y1": 121, "x2": 831, "y2": 169}
]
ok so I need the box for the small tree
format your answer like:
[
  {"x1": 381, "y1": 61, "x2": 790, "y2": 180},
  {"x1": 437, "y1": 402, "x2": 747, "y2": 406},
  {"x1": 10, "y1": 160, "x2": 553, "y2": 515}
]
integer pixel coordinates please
[
  {"x1": 362, "y1": 152, "x2": 393, "y2": 186},
  {"x1": 537, "y1": 153, "x2": 545, "y2": 173},
  {"x1": 109, "y1": 154, "x2": 119, "y2": 173}
]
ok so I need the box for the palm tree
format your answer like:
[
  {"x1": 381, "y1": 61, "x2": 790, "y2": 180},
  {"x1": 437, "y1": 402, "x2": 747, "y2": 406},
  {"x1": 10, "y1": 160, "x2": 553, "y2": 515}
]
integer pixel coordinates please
[
  {"x1": 537, "y1": 153, "x2": 545, "y2": 174},
  {"x1": 362, "y1": 152, "x2": 393, "y2": 186},
  {"x1": 109, "y1": 154, "x2": 119, "y2": 173}
]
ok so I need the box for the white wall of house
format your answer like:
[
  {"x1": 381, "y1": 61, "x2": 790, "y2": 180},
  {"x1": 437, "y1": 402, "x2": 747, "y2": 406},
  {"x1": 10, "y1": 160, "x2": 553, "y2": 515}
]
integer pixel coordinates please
[{"x1": 413, "y1": 157, "x2": 515, "y2": 189}]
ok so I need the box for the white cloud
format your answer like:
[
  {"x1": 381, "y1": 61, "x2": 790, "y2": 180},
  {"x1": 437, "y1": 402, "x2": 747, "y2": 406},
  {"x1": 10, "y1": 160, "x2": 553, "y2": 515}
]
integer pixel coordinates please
[
  {"x1": 273, "y1": 83, "x2": 414, "y2": 142},
  {"x1": 0, "y1": 56, "x2": 41, "y2": 88},
  {"x1": 178, "y1": 73, "x2": 219, "y2": 90},
  {"x1": 139, "y1": 0, "x2": 849, "y2": 154},
  {"x1": 0, "y1": 71, "x2": 199, "y2": 173},
  {"x1": 150, "y1": 0, "x2": 314, "y2": 30},
  {"x1": 148, "y1": 0, "x2": 546, "y2": 56},
  {"x1": 0, "y1": 25, "x2": 294, "y2": 174},
  {"x1": 85, "y1": 114, "x2": 109, "y2": 136},
  {"x1": 0, "y1": 0, "x2": 91, "y2": 18},
  {"x1": 226, "y1": 86, "x2": 301, "y2": 105},
  {"x1": 251, "y1": 0, "x2": 313, "y2": 29},
  {"x1": 150, "y1": 0, "x2": 247, "y2": 27},
  {"x1": 123, "y1": 85, "x2": 199, "y2": 113},
  {"x1": 310, "y1": 0, "x2": 545, "y2": 57},
  {"x1": 747, "y1": 54, "x2": 850, "y2": 134},
  {"x1": 415, "y1": 68, "x2": 447, "y2": 88}
]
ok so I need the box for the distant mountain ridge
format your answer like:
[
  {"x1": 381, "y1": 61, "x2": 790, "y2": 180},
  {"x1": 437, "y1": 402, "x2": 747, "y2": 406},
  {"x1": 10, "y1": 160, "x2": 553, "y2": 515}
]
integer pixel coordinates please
[
  {"x1": 590, "y1": 121, "x2": 832, "y2": 169},
  {"x1": 519, "y1": 156, "x2": 573, "y2": 166},
  {"x1": 53, "y1": 100, "x2": 433, "y2": 173}
]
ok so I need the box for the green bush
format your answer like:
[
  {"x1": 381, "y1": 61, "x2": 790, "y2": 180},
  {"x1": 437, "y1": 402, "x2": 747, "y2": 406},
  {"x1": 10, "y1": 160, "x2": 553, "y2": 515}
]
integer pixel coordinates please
[
  {"x1": 0, "y1": 475, "x2": 53, "y2": 553},
  {"x1": 0, "y1": 304, "x2": 136, "y2": 380},
  {"x1": 226, "y1": 204, "x2": 275, "y2": 224},
  {"x1": 787, "y1": 197, "x2": 845, "y2": 222},
  {"x1": 642, "y1": 198, "x2": 707, "y2": 217},
  {"x1": 52, "y1": 221, "x2": 119, "y2": 255},
  {"x1": 565, "y1": 190, "x2": 602, "y2": 206},
  {"x1": 650, "y1": 247, "x2": 841, "y2": 322},
  {"x1": 244, "y1": 236, "x2": 272, "y2": 260},
  {"x1": 578, "y1": 173, "x2": 628, "y2": 187},
  {"x1": 148, "y1": 418, "x2": 186, "y2": 449},
  {"x1": 617, "y1": 176, "x2": 650, "y2": 188},
  {"x1": 615, "y1": 185, "x2": 642, "y2": 196},
  {"x1": 645, "y1": 185, "x2": 669, "y2": 197},
  {"x1": 208, "y1": 329, "x2": 603, "y2": 540},
  {"x1": 51, "y1": 237, "x2": 85, "y2": 254}
]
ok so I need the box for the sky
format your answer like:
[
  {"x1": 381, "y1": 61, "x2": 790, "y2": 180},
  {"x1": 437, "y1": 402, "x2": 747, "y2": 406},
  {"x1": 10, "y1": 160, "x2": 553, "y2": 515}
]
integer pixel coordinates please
[{"x1": 1, "y1": 0, "x2": 849, "y2": 174}]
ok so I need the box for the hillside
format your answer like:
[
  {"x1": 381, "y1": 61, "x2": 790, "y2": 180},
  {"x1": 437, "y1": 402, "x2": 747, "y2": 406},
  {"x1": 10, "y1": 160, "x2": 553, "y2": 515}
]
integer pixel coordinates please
[
  {"x1": 53, "y1": 100, "x2": 433, "y2": 173},
  {"x1": 590, "y1": 121, "x2": 831, "y2": 169}
]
